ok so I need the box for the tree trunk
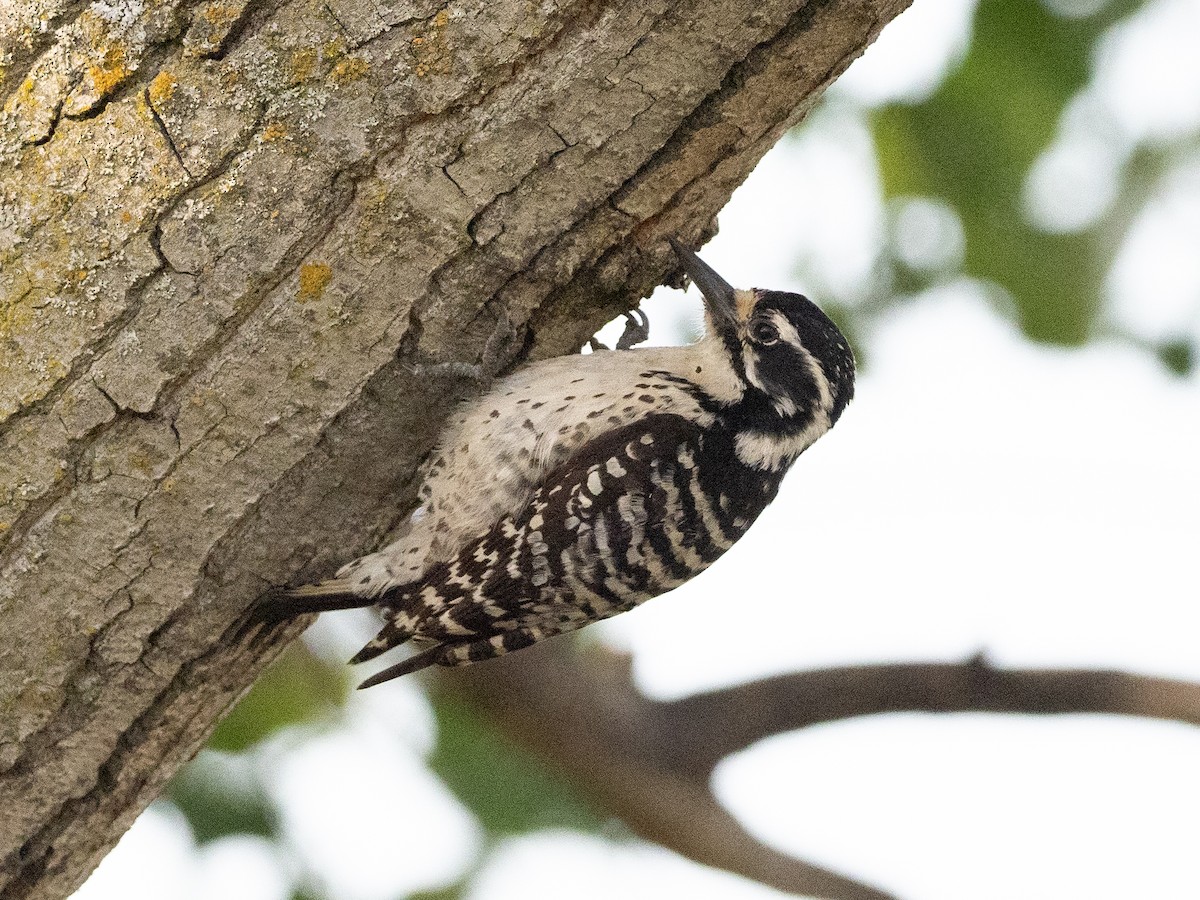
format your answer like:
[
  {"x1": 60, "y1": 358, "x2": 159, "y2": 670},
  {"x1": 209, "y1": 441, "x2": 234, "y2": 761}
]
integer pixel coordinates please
[{"x1": 0, "y1": 1, "x2": 908, "y2": 896}]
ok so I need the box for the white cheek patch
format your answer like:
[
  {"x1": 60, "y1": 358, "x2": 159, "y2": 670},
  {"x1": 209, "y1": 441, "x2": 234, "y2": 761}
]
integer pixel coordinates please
[
  {"x1": 797, "y1": 344, "x2": 834, "y2": 412},
  {"x1": 742, "y1": 347, "x2": 765, "y2": 399},
  {"x1": 745, "y1": 357, "x2": 797, "y2": 418},
  {"x1": 734, "y1": 411, "x2": 832, "y2": 470}
]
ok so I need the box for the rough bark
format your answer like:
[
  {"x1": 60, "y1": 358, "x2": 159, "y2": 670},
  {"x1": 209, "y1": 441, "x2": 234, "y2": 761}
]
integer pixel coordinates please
[{"x1": 0, "y1": 0, "x2": 908, "y2": 896}]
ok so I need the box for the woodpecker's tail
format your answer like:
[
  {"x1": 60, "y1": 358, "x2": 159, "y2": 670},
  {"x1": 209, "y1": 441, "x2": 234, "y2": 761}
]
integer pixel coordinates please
[
  {"x1": 356, "y1": 643, "x2": 444, "y2": 688},
  {"x1": 347, "y1": 609, "x2": 420, "y2": 664},
  {"x1": 254, "y1": 581, "x2": 375, "y2": 623}
]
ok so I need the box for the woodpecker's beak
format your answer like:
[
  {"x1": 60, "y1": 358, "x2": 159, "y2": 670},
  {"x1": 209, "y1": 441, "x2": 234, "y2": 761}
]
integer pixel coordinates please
[{"x1": 669, "y1": 238, "x2": 740, "y2": 333}]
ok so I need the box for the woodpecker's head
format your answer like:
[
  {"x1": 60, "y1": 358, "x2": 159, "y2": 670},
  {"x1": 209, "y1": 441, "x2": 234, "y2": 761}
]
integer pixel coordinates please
[{"x1": 670, "y1": 239, "x2": 856, "y2": 467}]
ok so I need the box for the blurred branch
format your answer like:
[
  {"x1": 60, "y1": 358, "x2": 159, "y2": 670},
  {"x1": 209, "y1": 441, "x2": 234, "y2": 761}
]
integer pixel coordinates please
[
  {"x1": 652, "y1": 652, "x2": 1200, "y2": 773},
  {"x1": 439, "y1": 644, "x2": 1200, "y2": 900},
  {"x1": 438, "y1": 644, "x2": 898, "y2": 900}
]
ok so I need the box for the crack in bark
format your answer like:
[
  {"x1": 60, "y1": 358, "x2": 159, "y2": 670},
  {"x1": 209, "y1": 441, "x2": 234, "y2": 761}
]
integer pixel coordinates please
[
  {"x1": 195, "y1": 0, "x2": 279, "y2": 60},
  {"x1": 468, "y1": 1, "x2": 823, "y2": 303},
  {"x1": 0, "y1": 0, "x2": 91, "y2": 98},
  {"x1": 143, "y1": 87, "x2": 191, "y2": 176},
  {"x1": 58, "y1": 21, "x2": 192, "y2": 125},
  {"x1": 319, "y1": 2, "x2": 354, "y2": 41},
  {"x1": 21, "y1": 81, "x2": 74, "y2": 147}
]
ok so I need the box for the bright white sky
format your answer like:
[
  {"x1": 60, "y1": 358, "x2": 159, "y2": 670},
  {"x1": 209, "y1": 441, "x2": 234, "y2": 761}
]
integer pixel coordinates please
[{"x1": 77, "y1": 0, "x2": 1200, "y2": 898}]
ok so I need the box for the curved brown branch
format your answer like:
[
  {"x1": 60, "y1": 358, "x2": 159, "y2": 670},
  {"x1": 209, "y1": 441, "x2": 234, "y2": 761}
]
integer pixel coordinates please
[
  {"x1": 439, "y1": 643, "x2": 899, "y2": 900},
  {"x1": 441, "y1": 644, "x2": 1200, "y2": 899},
  {"x1": 654, "y1": 653, "x2": 1200, "y2": 775}
]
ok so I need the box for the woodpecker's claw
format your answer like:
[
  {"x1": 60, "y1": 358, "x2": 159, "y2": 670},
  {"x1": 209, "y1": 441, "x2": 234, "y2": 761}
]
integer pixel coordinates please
[
  {"x1": 588, "y1": 310, "x2": 650, "y2": 353},
  {"x1": 410, "y1": 315, "x2": 526, "y2": 387},
  {"x1": 479, "y1": 313, "x2": 527, "y2": 376},
  {"x1": 615, "y1": 309, "x2": 650, "y2": 350}
]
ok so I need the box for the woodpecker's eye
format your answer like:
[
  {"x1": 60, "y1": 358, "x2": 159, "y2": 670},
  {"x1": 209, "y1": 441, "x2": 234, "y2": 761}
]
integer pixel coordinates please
[{"x1": 750, "y1": 321, "x2": 779, "y2": 345}]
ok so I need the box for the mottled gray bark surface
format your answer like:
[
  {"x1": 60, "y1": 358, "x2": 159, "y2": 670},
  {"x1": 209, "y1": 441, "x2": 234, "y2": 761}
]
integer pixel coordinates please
[{"x1": 0, "y1": 1, "x2": 908, "y2": 897}]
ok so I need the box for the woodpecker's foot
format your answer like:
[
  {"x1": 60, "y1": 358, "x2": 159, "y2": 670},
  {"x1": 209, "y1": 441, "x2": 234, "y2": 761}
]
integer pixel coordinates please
[
  {"x1": 616, "y1": 309, "x2": 650, "y2": 350},
  {"x1": 479, "y1": 312, "x2": 527, "y2": 378},
  {"x1": 410, "y1": 360, "x2": 487, "y2": 380},
  {"x1": 410, "y1": 315, "x2": 526, "y2": 387},
  {"x1": 590, "y1": 309, "x2": 650, "y2": 352}
]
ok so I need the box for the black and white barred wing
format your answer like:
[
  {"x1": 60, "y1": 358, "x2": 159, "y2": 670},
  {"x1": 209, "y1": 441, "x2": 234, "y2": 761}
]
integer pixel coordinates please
[{"x1": 351, "y1": 414, "x2": 773, "y2": 686}]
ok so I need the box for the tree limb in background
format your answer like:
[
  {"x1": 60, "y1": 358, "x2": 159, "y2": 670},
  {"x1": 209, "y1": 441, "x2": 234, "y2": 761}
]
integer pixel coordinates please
[
  {"x1": 441, "y1": 644, "x2": 1200, "y2": 900},
  {"x1": 0, "y1": 0, "x2": 910, "y2": 895}
]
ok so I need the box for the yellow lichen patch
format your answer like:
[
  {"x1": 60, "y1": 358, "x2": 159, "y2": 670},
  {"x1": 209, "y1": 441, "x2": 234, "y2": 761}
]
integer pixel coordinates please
[
  {"x1": 290, "y1": 47, "x2": 318, "y2": 84},
  {"x1": 0, "y1": 293, "x2": 34, "y2": 339},
  {"x1": 87, "y1": 46, "x2": 131, "y2": 98},
  {"x1": 148, "y1": 70, "x2": 177, "y2": 105},
  {"x1": 329, "y1": 57, "x2": 369, "y2": 85},
  {"x1": 297, "y1": 262, "x2": 332, "y2": 302},
  {"x1": 411, "y1": 9, "x2": 453, "y2": 78},
  {"x1": 203, "y1": 2, "x2": 243, "y2": 25},
  {"x1": 185, "y1": 1, "x2": 248, "y2": 56},
  {"x1": 323, "y1": 37, "x2": 347, "y2": 61},
  {"x1": 260, "y1": 121, "x2": 289, "y2": 142},
  {"x1": 4, "y1": 76, "x2": 38, "y2": 115},
  {"x1": 360, "y1": 180, "x2": 390, "y2": 211}
]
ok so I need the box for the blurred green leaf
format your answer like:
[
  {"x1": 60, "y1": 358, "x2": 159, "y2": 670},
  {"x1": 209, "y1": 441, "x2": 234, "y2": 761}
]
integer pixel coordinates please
[
  {"x1": 872, "y1": 0, "x2": 1143, "y2": 345},
  {"x1": 428, "y1": 696, "x2": 608, "y2": 836},
  {"x1": 164, "y1": 756, "x2": 276, "y2": 844},
  {"x1": 1158, "y1": 338, "x2": 1195, "y2": 376},
  {"x1": 408, "y1": 880, "x2": 469, "y2": 900},
  {"x1": 209, "y1": 641, "x2": 348, "y2": 753}
]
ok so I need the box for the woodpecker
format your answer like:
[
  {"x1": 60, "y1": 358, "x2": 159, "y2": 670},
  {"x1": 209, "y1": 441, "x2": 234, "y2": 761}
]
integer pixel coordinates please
[{"x1": 262, "y1": 239, "x2": 855, "y2": 687}]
